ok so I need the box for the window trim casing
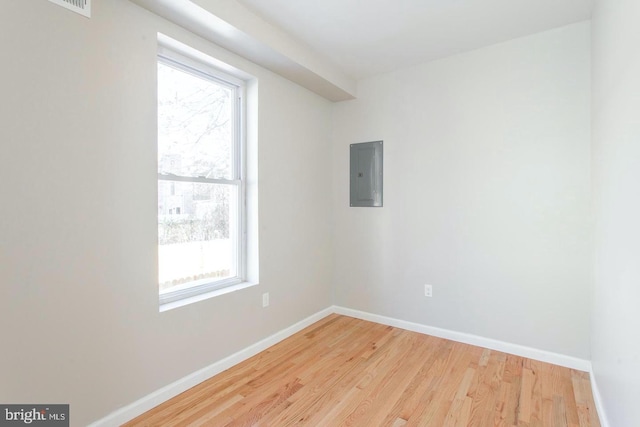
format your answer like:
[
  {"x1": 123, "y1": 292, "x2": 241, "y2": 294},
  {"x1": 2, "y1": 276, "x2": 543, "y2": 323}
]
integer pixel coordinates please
[{"x1": 157, "y1": 44, "x2": 248, "y2": 307}]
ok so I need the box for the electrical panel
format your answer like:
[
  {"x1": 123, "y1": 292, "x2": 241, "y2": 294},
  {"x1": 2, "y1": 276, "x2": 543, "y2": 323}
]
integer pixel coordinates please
[{"x1": 350, "y1": 141, "x2": 383, "y2": 207}]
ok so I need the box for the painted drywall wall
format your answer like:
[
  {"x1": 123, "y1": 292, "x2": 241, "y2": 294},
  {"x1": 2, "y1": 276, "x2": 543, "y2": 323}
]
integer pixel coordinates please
[
  {"x1": 591, "y1": 1, "x2": 640, "y2": 425},
  {"x1": 0, "y1": 1, "x2": 332, "y2": 425},
  {"x1": 331, "y1": 22, "x2": 592, "y2": 359}
]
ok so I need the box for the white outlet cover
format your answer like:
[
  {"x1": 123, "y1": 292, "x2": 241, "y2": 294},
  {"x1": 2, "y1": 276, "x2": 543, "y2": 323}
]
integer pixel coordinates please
[
  {"x1": 262, "y1": 293, "x2": 269, "y2": 307},
  {"x1": 424, "y1": 285, "x2": 433, "y2": 297}
]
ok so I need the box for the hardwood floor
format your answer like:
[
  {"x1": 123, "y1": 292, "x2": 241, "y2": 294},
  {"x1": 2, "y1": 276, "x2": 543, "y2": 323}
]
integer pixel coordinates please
[{"x1": 125, "y1": 314, "x2": 600, "y2": 426}]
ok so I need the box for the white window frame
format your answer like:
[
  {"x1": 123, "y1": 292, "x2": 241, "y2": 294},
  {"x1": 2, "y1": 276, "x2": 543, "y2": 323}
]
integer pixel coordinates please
[{"x1": 157, "y1": 45, "x2": 247, "y2": 306}]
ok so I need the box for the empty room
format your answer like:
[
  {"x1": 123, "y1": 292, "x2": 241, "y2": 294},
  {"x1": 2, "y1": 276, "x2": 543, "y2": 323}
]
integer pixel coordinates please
[{"x1": 1, "y1": 0, "x2": 638, "y2": 426}]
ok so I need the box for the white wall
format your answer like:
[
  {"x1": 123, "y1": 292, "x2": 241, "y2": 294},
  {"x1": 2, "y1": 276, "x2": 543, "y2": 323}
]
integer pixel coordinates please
[
  {"x1": 0, "y1": 1, "x2": 608, "y2": 424},
  {"x1": 332, "y1": 22, "x2": 592, "y2": 359},
  {"x1": 591, "y1": 1, "x2": 640, "y2": 425},
  {"x1": 0, "y1": 1, "x2": 332, "y2": 425}
]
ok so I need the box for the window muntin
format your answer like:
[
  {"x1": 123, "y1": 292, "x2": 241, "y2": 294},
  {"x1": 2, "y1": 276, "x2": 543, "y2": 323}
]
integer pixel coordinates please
[{"x1": 157, "y1": 51, "x2": 245, "y2": 304}]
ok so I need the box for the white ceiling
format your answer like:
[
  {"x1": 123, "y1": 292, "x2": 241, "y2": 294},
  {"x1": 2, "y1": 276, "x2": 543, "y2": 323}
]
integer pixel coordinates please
[{"x1": 236, "y1": 0, "x2": 592, "y2": 79}]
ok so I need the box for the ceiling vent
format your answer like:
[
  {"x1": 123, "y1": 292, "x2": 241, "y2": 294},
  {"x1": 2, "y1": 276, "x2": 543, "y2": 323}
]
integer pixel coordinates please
[{"x1": 49, "y1": 0, "x2": 91, "y2": 18}]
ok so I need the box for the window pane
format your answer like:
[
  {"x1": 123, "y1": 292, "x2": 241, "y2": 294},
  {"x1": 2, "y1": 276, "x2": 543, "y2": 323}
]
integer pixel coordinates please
[
  {"x1": 158, "y1": 181, "x2": 238, "y2": 293},
  {"x1": 158, "y1": 62, "x2": 234, "y2": 179}
]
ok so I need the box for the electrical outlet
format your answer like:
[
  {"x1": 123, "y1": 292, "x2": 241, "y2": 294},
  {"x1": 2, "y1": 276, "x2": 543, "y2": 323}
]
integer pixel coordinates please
[
  {"x1": 424, "y1": 284, "x2": 433, "y2": 298},
  {"x1": 262, "y1": 292, "x2": 270, "y2": 307}
]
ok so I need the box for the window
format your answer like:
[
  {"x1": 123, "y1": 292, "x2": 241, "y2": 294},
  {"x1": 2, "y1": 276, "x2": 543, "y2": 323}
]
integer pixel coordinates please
[{"x1": 157, "y1": 47, "x2": 246, "y2": 305}]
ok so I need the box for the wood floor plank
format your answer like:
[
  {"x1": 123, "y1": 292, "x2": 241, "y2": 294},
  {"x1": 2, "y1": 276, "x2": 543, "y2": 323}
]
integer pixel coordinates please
[
  {"x1": 300, "y1": 330, "x2": 419, "y2": 426},
  {"x1": 343, "y1": 333, "x2": 439, "y2": 426},
  {"x1": 412, "y1": 342, "x2": 477, "y2": 426},
  {"x1": 378, "y1": 336, "x2": 452, "y2": 425},
  {"x1": 260, "y1": 322, "x2": 395, "y2": 425},
  {"x1": 124, "y1": 315, "x2": 601, "y2": 427}
]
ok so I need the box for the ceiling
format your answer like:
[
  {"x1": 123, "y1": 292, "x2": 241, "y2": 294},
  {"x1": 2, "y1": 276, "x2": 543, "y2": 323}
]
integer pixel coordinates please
[{"x1": 236, "y1": 0, "x2": 592, "y2": 79}]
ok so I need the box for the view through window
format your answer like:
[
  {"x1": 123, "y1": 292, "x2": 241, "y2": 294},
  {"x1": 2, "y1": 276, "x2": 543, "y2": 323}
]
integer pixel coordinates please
[{"x1": 157, "y1": 52, "x2": 245, "y2": 303}]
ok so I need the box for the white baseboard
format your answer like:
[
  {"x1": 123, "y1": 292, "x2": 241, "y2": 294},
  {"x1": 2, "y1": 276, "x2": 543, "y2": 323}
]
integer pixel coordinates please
[
  {"x1": 88, "y1": 306, "x2": 334, "y2": 427},
  {"x1": 90, "y1": 304, "x2": 602, "y2": 426},
  {"x1": 336, "y1": 306, "x2": 609, "y2": 426},
  {"x1": 333, "y1": 306, "x2": 591, "y2": 371},
  {"x1": 588, "y1": 368, "x2": 611, "y2": 427}
]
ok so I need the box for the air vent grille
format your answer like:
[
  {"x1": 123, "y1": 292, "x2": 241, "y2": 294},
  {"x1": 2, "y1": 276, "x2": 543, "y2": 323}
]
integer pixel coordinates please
[{"x1": 49, "y1": 0, "x2": 91, "y2": 18}]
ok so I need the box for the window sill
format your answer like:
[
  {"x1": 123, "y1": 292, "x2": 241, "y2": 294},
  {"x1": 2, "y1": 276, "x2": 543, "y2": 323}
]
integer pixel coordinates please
[{"x1": 159, "y1": 281, "x2": 258, "y2": 312}]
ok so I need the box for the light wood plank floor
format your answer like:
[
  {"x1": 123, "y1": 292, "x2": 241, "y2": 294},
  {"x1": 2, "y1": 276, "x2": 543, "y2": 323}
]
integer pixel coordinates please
[{"x1": 125, "y1": 314, "x2": 600, "y2": 426}]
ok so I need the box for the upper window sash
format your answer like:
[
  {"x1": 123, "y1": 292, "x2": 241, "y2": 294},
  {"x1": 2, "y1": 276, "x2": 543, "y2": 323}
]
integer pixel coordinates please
[{"x1": 157, "y1": 54, "x2": 244, "y2": 182}]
